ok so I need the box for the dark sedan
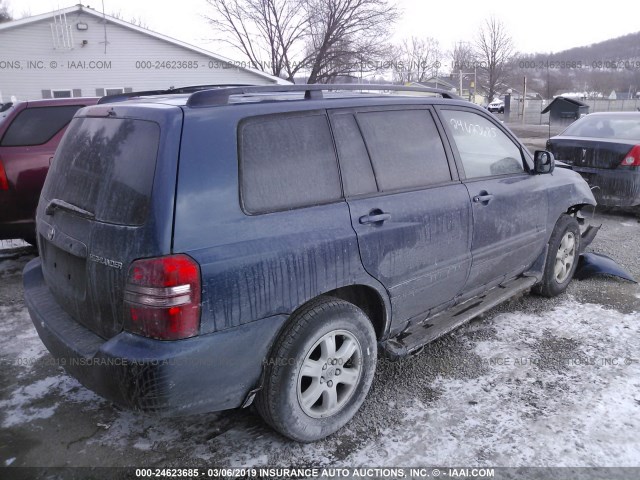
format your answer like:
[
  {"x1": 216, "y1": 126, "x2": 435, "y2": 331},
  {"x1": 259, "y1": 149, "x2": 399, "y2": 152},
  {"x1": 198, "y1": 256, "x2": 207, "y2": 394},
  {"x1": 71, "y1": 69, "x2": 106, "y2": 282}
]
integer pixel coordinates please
[{"x1": 546, "y1": 112, "x2": 640, "y2": 207}]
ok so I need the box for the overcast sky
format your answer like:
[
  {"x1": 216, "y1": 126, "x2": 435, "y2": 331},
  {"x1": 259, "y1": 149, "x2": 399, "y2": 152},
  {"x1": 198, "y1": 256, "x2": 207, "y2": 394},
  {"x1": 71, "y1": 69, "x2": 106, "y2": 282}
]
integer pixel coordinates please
[{"x1": 13, "y1": 0, "x2": 640, "y2": 62}]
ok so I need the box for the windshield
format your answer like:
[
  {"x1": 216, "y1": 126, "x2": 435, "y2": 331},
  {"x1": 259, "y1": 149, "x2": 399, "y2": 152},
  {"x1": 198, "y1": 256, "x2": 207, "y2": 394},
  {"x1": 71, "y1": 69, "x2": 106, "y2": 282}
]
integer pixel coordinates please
[
  {"x1": 562, "y1": 114, "x2": 640, "y2": 140},
  {"x1": 0, "y1": 103, "x2": 15, "y2": 124}
]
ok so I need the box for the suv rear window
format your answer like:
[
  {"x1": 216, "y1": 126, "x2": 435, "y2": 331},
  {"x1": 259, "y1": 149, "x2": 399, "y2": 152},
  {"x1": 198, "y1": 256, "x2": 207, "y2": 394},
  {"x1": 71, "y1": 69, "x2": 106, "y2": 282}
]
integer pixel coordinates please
[
  {"x1": 240, "y1": 113, "x2": 342, "y2": 214},
  {"x1": 0, "y1": 105, "x2": 83, "y2": 146},
  {"x1": 41, "y1": 117, "x2": 160, "y2": 225}
]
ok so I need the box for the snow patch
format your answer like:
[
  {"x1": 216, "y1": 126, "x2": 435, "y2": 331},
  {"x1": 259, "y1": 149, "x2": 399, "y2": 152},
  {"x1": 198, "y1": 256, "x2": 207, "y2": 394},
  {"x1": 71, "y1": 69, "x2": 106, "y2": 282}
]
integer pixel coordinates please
[
  {"x1": 343, "y1": 300, "x2": 640, "y2": 467},
  {"x1": 95, "y1": 411, "x2": 183, "y2": 451},
  {"x1": 0, "y1": 376, "x2": 63, "y2": 427},
  {"x1": 0, "y1": 239, "x2": 30, "y2": 250},
  {"x1": 0, "y1": 306, "x2": 48, "y2": 370},
  {"x1": 0, "y1": 374, "x2": 104, "y2": 428}
]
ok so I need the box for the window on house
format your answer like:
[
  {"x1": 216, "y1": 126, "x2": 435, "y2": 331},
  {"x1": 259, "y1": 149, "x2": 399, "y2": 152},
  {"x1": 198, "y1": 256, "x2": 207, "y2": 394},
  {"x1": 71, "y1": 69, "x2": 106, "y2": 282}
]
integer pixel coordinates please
[{"x1": 52, "y1": 90, "x2": 72, "y2": 98}]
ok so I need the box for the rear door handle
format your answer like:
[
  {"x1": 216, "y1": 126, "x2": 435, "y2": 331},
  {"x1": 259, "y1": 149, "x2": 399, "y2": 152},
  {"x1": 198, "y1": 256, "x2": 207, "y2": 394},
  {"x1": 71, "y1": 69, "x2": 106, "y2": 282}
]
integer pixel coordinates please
[
  {"x1": 473, "y1": 193, "x2": 494, "y2": 205},
  {"x1": 359, "y1": 212, "x2": 391, "y2": 225}
]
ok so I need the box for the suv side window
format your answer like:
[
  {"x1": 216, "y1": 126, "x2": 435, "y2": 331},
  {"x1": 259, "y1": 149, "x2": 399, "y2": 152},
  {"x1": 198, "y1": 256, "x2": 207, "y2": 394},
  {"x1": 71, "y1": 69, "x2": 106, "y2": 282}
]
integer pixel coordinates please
[
  {"x1": 440, "y1": 110, "x2": 524, "y2": 178},
  {"x1": 240, "y1": 113, "x2": 342, "y2": 214},
  {"x1": 330, "y1": 113, "x2": 377, "y2": 197},
  {"x1": 0, "y1": 105, "x2": 83, "y2": 146},
  {"x1": 356, "y1": 109, "x2": 451, "y2": 192}
]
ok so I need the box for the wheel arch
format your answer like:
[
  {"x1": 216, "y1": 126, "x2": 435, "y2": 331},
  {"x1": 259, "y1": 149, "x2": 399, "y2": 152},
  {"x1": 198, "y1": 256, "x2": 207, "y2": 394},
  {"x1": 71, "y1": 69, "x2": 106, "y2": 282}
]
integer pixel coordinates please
[
  {"x1": 273, "y1": 283, "x2": 391, "y2": 344},
  {"x1": 322, "y1": 284, "x2": 389, "y2": 340}
]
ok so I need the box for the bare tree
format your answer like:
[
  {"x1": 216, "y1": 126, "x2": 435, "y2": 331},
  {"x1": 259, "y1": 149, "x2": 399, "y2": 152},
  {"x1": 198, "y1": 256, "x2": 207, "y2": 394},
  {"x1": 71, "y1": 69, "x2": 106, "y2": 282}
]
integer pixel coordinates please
[
  {"x1": 204, "y1": 0, "x2": 310, "y2": 81},
  {"x1": 450, "y1": 41, "x2": 476, "y2": 72},
  {"x1": 304, "y1": 0, "x2": 398, "y2": 84},
  {"x1": 392, "y1": 36, "x2": 441, "y2": 84},
  {"x1": 474, "y1": 17, "x2": 514, "y2": 102},
  {"x1": 0, "y1": 0, "x2": 12, "y2": 23},
  {"x1": 205, "y1": 0, "x2": 398, "y2": 83}
]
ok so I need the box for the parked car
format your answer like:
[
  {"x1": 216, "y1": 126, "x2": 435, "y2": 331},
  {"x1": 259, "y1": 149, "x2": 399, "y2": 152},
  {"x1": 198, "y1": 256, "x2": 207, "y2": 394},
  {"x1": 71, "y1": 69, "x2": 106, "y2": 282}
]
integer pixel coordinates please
[
  {"x1": 0, "y1": 97, "x2": 99, "y2": 243},
  {"x1": 24, "y1": 84, "x2": 596, "y2": 442},
  {"x1": 546, "y1": 112, "x2": 640, "y2": 207},
  {"x1": 487, "y1": 99, "x2": 505, "y2": 113}
]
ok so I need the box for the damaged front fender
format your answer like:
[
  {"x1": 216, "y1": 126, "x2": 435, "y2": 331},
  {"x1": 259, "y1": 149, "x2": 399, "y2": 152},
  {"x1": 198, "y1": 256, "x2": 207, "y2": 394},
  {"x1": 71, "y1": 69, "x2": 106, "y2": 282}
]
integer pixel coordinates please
[
  {"x1": 575, "y1": 252, "x2": 637, "y2": 283},
  {"x1": 579, "y1": 224, "x2": 601, "y2": 253}
]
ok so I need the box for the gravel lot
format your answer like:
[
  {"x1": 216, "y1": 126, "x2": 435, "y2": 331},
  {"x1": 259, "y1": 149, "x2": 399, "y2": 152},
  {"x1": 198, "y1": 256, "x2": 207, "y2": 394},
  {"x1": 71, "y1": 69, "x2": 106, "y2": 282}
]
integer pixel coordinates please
[{"x1": 1, "y1": 210, "x2": 639, "y2": 471}]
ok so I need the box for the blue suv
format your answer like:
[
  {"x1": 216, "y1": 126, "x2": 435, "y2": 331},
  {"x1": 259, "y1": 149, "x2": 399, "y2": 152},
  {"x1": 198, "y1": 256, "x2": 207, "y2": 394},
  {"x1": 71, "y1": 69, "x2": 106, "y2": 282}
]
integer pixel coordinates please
[{"x1": 23, "y1": 85, "x2": 596, "y2": 442}]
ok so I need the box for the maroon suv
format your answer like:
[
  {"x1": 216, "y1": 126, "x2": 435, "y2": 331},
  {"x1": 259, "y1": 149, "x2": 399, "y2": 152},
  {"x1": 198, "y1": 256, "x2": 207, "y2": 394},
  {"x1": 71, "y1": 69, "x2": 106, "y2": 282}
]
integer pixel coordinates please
[{"x1": 0, "y1": 97, "x2": 98, "y2": 243}]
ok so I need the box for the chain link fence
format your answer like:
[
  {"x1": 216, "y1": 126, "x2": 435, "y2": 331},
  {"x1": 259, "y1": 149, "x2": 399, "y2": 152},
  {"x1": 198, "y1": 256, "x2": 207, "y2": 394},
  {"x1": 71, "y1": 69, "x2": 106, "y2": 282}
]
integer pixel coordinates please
[{"x1": 507, "y1": 98, "x2": 640, "y2": 125}]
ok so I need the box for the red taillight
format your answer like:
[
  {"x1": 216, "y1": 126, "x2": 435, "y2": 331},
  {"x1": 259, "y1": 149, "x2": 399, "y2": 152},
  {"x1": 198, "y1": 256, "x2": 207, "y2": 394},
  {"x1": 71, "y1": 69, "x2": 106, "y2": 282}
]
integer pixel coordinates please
[
  {"x1": 620, "y1": 145, "x2": 640, "y2": 167},
  {"x1": 0, "y1": 160, "x2": 8, "y2": 190},
  {"x1": 124, "y1": 254, "x2": 201, "y2": 340}
]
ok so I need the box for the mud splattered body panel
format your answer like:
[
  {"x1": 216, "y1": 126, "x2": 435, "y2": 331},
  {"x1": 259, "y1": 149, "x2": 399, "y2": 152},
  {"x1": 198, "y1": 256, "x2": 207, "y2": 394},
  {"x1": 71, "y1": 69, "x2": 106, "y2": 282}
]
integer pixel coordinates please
[{"x1": 24, "y1": 91, "x2": 596, "y2": 417}]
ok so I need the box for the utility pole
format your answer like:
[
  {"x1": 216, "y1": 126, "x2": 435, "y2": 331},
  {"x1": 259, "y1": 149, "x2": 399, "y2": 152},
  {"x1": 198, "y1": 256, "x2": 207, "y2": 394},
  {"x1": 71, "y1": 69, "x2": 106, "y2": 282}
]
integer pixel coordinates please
[
  {"x1": 474, "y1": 65, "x2": 477, "y2": 103},
  {"x1": 522, "y1": 76, "x2": 527, "y2": 125}
]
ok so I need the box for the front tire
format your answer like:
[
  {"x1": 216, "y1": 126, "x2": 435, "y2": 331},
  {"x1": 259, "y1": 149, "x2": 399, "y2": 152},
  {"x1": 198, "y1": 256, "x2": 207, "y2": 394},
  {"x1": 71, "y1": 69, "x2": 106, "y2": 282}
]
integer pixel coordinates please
[
  {"x1": 255, "y1": 297, "x2": 377, "y2": 442},
  {"x1": 534, "y1": 214, "x2": 580, "y2": 297}
]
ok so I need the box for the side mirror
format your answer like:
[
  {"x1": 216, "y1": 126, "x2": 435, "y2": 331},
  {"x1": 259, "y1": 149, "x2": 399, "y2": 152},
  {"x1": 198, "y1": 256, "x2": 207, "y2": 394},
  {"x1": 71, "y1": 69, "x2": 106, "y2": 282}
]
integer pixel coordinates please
[{"x1": 534, "y1": 150, "x2": 555, "y2": 174}]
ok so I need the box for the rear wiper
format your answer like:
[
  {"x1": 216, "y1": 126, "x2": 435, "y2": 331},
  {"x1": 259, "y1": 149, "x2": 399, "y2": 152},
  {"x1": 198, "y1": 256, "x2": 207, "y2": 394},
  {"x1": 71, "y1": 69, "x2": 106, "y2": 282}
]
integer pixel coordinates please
[{"x1": 45, "y1": 199, "x2": 95, "y2": 220}]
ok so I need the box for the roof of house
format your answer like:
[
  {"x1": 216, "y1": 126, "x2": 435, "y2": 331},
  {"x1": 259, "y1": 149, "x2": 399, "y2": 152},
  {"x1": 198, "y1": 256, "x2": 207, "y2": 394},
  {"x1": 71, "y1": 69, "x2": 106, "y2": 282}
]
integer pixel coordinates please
[
  {"x1": 502, "y1": 88, "x2": 542, "y2": 100},
  {"x1": 409, "y1": 75, "x2": 494, "y2": 99},
  {"x1": 541, "y1": 96, "x2": 589, "y2": 113},
  {"x1": 412, "y1": 78, "x2": 458, "y2": 91},
  {"x1": 0, "y1": 4, "x2": 288, "y2": 85},
  {"x1": 611, "y1": 91, "x2": 634, "y2": 100}
]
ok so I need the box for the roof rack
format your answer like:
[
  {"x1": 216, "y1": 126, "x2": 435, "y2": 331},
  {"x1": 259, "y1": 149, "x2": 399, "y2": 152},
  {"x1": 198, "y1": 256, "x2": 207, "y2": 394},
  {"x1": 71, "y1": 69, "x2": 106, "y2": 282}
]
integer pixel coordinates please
[
  {"x1": 97, "y1": 84, "x2": 255, "y2": 104},
  {"x1": 186, "y1": 84, "x2": 461, "y2": 107}
]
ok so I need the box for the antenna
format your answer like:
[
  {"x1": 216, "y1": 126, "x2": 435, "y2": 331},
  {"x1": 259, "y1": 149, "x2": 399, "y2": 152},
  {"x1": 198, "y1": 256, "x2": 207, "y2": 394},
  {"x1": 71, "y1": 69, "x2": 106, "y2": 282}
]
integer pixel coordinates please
[{"x1": 100, "y1": 1, "x2": 109, "y2": 54}]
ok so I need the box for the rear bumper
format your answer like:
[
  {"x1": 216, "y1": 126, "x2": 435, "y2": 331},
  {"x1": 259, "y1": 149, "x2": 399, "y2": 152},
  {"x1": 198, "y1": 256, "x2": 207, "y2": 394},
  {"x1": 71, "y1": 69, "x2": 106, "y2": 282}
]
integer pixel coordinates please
[
  {"x1": 23, "y1": 257, "x2": 286, "y2": 415},
  {"x1": 573, "y1": 167, "x2": 640, "y2": 207}
]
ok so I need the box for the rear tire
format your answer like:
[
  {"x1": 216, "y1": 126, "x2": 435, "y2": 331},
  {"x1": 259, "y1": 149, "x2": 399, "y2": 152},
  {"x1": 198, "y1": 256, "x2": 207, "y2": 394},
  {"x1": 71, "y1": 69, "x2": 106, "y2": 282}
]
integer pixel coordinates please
[
  {"x1": 534, "y1": 214, "x2": 580, "y2": 297},
  {"x1": 255, "y1": 297, "x2": 377, "y2": 442}
]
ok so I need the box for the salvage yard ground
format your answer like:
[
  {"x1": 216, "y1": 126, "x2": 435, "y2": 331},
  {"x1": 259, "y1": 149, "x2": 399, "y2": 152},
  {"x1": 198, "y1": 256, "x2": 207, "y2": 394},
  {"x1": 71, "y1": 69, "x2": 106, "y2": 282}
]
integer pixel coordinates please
[{"x1": 1, "y1": 210, "x2": 639, "y2": 469}]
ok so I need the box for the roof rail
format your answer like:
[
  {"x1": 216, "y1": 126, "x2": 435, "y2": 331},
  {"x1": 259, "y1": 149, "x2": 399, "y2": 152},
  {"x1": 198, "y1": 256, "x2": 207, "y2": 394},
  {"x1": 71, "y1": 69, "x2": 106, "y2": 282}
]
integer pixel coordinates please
[
  {"x1": 186, "y1": 84, "x2": 462, "y2": 107},
  {"x1": 97, "y1": 84, "x2": 255, "y2": 104}
]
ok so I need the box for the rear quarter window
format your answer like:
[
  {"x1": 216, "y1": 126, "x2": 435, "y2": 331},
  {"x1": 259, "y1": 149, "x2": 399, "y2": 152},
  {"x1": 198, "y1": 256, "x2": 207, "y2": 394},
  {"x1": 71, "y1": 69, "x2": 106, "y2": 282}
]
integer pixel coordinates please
[
  {"x1": 239, "y1": 113, "x2": 342, "y2": 214},
  {"x1": 0, "y1": 105, "x2": 84, "y2": 146}
]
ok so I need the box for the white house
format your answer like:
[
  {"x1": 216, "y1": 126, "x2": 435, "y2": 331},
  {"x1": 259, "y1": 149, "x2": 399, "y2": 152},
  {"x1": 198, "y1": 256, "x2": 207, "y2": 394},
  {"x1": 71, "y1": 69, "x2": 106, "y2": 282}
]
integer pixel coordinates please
[{"x1": 0, "y1": 4, "x2": 286, "y2": 102}]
